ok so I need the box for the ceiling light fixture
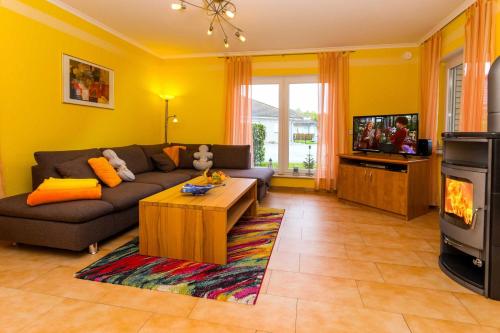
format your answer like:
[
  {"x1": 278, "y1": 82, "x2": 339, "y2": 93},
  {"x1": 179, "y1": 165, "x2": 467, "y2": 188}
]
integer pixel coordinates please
[{"x1": 171, "y1": 0, "x2": 246, "y2": 48}]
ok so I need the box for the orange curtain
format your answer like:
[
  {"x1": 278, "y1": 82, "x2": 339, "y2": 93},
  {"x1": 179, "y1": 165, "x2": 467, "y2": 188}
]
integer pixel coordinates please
[
  {"x1": 420, "y1": 32, "x2": 442, "y2": 206},
  {"x1": 315, "y1": 52, "x2": 350, "y2": 191},
  {"x1": 0, "y1": 154, "x2": 4, "y2": 198},
  {"x1": 224, "y1": 56, "x2": 253, "y2": 145},
  {"x1": 460, "y1": 0, "x2": 496, "y2": 132}
]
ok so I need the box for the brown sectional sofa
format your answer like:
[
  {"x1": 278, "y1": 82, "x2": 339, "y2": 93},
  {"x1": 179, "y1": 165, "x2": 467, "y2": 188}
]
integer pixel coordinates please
[{"x1": 0, "y1": 143, "x2": 274, "y2": 253}]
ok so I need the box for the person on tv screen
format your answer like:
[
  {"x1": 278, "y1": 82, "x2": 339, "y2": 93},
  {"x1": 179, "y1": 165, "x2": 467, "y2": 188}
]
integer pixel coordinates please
[
  {"x1": 359, "y1": 121, "x2": 378, "y2": 149},
  {"x1": 390, "y1": 116, "x2": 409, "y2": 153}
]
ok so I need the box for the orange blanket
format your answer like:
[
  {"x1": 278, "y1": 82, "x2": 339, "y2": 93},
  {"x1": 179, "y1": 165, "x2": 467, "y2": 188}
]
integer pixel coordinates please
[{"x1": 27, "y1": 185, "x2": 102, "y2": 206}]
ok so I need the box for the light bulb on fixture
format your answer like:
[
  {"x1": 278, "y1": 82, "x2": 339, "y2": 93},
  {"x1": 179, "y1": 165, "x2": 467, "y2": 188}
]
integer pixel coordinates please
[
  {"x1": 172, "y1": 115, "x2": 179, "y2": 123},
  {"x1": 207, "y1": 26, "x2": 213, "y2": 36},
  {"x1": 225, "y1": 10, "x2": 235, "y2": 18},
  {"x1": 171, "y1": 2, "x2": 185, "y2": 10},
  {"x1": 224, "y1": 39, "x2": 229, "y2": 48},
  {"x1": 235, "y1": 31, "x2": 246, "y2": 42}
]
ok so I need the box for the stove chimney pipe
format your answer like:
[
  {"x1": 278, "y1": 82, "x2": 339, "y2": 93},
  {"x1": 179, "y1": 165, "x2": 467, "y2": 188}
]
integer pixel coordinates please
[{"x1": 488, "y1": 57, "x2": 500, "y2": 132}]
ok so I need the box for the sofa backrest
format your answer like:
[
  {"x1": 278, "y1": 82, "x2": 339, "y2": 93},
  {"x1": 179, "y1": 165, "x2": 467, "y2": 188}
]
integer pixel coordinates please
[
  {"x1": 99, "y1": 145, "x2": 151, "y2": 174},
  {"x1": 211, "y1": 145, "x2": 251, "y2": 169},
  {"x1": 171, "y1": 143, "x2": 213, "y2": 169},
  {"x1": 31, "y1": 143, "x2": 252, "y2": 189},
  {"x1": 32, "y1": 148, "x2": 102, "y2": 189},
  {"x1": 139, "y1": 143, "x2": 170, "y2": 171}
]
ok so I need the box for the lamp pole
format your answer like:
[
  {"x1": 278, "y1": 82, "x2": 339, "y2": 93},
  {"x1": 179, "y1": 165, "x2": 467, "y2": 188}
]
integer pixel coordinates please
[
  {"x1": 163, "y1": 96, "x2": 178, "y2": 143},
  {"x1": 164, "y1": 99, "x2": 169, "y2": 143}
]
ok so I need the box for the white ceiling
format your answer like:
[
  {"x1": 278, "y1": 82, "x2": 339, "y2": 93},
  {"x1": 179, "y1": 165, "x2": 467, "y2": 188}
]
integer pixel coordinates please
[{"x1": 49, "y1": 0, "x2": 471, "y2": 58}]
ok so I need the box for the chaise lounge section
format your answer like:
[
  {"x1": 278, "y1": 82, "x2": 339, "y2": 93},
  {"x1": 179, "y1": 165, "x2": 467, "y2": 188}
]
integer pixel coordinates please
[{"x1": 0, "y1": 143, "x2": 273, "y2": 253}]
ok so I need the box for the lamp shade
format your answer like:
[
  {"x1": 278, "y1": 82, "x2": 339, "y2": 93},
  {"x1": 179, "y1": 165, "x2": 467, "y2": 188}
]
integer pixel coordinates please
[{"x1": 160, "y1": 94, "x2": 175, "y2": 101}]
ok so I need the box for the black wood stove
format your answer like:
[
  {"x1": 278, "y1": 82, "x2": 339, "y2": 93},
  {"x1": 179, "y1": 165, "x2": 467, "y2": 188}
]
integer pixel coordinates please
[{"x1": 440, "y1": 57, "x2": 500, "y2": 299}]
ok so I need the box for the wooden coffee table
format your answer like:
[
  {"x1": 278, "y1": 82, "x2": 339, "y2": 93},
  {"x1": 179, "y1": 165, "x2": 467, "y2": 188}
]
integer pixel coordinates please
[{"x1": 138, "y1": 177, "x2": 257, "y2": 264}]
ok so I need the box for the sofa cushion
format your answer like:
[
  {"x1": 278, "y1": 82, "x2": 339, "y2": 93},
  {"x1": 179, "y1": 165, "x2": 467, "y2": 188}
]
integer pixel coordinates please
[
  {"x1": 101, "y1": 182, "x2": 162, "y2": 211},
  {"x1": 100, "y1": 145, "x2": 151, "y2": 174},
  {"x1": 134, "y1": 172, "x2": 191, "y2": 189},
  {"x1": 168, "y1": 169, "x2": 203, "y2": 179},
  {"x1": 212, "y1": 145, "x2": 251, "y2": 169},
  {"x1": 0, "y1": 194, "x2": 114, "y2": 223},
  {"x1": 140, "y1": 143, "x2": 169, "y2": 171},
  {"x1": 172, "y1": 144, "x2": 211, "y2": 169},
  {"x1": 55, "y1": 156, "x2": 98, "y2": 179},
  {"x1": 151, "y1": 153, "x2": 177, "y2": 172},
  {"x1": 218, "y1": 168, "x2": 274, "y2": 187},
  {"x1": 34, "y1": 148, "x2": 102, "y2": 179}
]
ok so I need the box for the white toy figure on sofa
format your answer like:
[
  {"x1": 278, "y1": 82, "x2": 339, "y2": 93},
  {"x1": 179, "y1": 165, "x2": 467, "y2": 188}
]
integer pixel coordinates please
[
  {"x1": 193, "y1": 145, "x2": 213, "y2": 171},
  {"x1": 102, "y1": 149, "x2": 135, "y2": 181}
]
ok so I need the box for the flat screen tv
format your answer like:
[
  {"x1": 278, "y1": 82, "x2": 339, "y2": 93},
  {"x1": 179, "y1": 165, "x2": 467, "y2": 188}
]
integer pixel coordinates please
[{"x1": 353, "y1": 113, "x2": 419, "y2": 155}]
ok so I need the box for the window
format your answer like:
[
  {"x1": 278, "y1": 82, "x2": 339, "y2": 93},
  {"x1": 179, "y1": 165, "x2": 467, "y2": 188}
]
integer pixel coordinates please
[
  {"x1": 251, "y1": 76, "x2": 319, "y2": 176},
  {"x1": 445, "y1": 54, "x2": 464, "y2": 132}
]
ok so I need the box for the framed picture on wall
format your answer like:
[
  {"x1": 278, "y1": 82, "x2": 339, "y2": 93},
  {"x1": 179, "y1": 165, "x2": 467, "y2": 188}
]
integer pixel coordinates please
[{"x1": 62, "y1": 54, "x2": 115, "y2": 109}]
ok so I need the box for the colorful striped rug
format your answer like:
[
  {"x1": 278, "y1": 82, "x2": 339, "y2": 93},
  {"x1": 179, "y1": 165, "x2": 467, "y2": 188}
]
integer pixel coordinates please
[{"x1": 75, "y1": 208, "x2": 284, "y2": 305}]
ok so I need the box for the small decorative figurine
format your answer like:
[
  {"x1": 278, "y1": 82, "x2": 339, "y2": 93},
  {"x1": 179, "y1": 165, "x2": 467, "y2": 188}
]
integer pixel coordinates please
[
  {"x1": 102, "y1": 149, "x2": 135, "y2": 181},
  {"x1": 193, "y1": 145, "x2": 213, "y2": 171}
]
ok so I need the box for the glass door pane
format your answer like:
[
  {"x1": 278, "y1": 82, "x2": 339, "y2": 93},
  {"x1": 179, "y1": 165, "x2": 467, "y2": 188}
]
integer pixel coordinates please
[
  {"x1": 444, "y1": 176, "x2": 474, "y2": 228},
  {"x1": 288, "y1": 83, "x2": 319, "y2": 174},
  {"x1": 252, "y1": 84, "x2": 280, "y2": 168}
]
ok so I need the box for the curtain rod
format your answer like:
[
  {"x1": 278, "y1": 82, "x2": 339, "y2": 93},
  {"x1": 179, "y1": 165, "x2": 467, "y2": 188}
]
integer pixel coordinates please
[{"x1": 217, "y1": 50, "x2": 355, "y2": 59}]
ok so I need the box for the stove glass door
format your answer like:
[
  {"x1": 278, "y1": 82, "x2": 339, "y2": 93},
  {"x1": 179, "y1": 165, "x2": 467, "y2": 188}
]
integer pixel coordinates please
[
  {"x1": 444, "y1": 176, "x2": 474, "y2": 229},
  {"x1": 440, "y1": 164, "x2": 486, "y2": 252}
]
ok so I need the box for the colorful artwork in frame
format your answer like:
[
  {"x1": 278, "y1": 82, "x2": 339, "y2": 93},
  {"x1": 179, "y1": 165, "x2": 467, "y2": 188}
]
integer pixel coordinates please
[{"x1": 62, "y1": 54, "x2": 114, "y2": 109}]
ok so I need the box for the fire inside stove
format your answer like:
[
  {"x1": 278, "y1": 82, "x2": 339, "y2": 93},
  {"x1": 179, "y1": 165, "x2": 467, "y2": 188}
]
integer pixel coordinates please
[{"x1": 444, "y1": 177, "x2": 474, "y2": 226}]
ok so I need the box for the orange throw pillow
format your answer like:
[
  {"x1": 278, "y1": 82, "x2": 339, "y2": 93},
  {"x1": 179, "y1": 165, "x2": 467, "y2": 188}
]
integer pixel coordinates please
[
  {"x1": 27, "y1": 185, "x2": 102, "y2": 206},
  {"x1": 88, "y1": 157, "x2": 122, "y2": 188},
  {"x1": 163, "y1": 146, "x2": 186, "y2": 167}
]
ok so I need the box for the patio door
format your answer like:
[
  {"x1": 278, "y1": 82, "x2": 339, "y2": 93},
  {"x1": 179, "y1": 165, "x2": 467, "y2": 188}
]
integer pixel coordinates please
[{"x1": 251, "y1": 76, "x2": 319, "y2": 175}]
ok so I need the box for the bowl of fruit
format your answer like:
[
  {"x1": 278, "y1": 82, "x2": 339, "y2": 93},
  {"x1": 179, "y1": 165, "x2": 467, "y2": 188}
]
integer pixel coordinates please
[{"x1": 203, "y1": 170, "x2": 228, "y2": 185}]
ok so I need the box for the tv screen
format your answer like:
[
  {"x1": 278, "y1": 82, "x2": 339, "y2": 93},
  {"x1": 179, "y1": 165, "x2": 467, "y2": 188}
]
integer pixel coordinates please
[{"x1": 353, "y1": 114, "x2": 419, "y2": 155}]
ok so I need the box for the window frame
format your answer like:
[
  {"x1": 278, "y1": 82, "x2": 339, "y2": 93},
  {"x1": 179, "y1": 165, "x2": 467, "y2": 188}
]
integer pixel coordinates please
[
  {"x1": 252, "y1": 75, "x2": 319, "y2": 175},
  {"x1": 444, "y1": 51, "x2": 464, "y2": 132}
]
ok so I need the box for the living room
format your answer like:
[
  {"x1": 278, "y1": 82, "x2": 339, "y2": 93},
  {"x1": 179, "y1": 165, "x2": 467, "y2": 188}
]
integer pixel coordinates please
[{"x1": 1, "y1": 0, "x2": 500, "y2": 332}]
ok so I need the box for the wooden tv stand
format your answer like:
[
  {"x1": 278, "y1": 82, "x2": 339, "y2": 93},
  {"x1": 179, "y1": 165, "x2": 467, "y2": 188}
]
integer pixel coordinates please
[{"x1": 337, "y1": 153, "x2": 430, "y2": 220}]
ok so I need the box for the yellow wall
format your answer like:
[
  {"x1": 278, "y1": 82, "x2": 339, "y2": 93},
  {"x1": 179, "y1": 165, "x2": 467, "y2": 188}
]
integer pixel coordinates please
[
  {"x1": 270, "y1": 177, "x2": 316, "y2": 189},
  {"x1": 349, "y1": 48, "x2": 420, "y2": 149},
  {"x1": 160, "y1": 57, "x2": 226, "y2": 144},
  {"x1": 0, "y1": 0, "x2": 164, "y2": 195}
]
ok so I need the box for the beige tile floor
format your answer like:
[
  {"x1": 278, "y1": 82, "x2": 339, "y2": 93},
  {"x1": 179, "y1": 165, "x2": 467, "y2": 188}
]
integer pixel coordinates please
[{"x1": 1, "y1": 189, "x2": 500, "y2": 332}]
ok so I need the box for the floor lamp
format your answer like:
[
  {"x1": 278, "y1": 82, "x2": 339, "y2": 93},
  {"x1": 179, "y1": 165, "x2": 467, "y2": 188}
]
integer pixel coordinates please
[{"x1": 163, "y1": 96, "x2": 178, "y2": 143}]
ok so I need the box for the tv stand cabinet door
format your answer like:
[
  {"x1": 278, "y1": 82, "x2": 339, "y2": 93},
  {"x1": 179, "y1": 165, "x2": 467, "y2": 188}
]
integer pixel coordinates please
[
  {"x1": 338, "y1": 164, "x2": 369, "y2": 205},
  {"x1": 374, "y1": 169, "x2": 407, "y2": 215},
  {"x1": 363, "y1": 168, "x2": 379, "y2": 207}
]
